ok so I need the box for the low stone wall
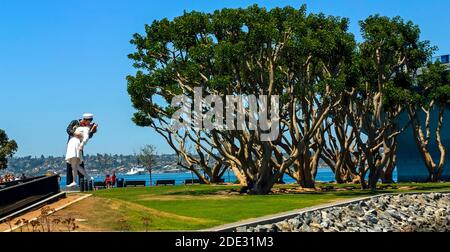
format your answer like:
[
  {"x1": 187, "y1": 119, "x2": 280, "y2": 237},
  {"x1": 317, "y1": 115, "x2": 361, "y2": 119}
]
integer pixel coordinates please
[{"x1": 236, "y1": 192, "x2": 450, "y2": 232}]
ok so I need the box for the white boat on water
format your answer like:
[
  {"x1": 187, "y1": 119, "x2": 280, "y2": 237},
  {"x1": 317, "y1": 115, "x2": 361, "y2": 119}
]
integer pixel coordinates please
[{"x1": 126, "y1": 167, "x2": 146, "y2": 175}]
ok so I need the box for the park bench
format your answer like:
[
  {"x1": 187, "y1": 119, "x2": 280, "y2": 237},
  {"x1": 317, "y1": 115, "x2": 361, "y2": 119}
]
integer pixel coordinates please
[
  {"x1": 156, "y1": 179, "x2": 176, "y2": 186},
  {"x1": 184, "y1": 179, "x2": 206, "y2": 185},
  {"x1": 93, "y1": 181, "x2": 106, "y2": 190},
  {"x1": 0, "y1": 175, "x2": 61, "y2": 220},
  {"x1": 124, "y1": 180, "x2": 146, "y2": 187}
]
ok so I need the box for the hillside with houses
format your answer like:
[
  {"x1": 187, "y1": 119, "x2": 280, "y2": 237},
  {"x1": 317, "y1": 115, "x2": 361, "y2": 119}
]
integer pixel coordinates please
[{"x1": 4, "y1": 154, "x2": 184, "y2": 177}]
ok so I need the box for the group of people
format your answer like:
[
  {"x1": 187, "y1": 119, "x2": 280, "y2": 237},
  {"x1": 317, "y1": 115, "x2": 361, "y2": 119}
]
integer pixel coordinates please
[
  {"x1": 0, "y1": 173, "x2": 17, "y2": 183},
  {"x1": 0, "y1": 173, "x2": 28, "y2": 183},
  {"x1": 104, "y1": 171, "x2": 117, "y2": 188},
  {"x1": 65, "y1": 113, "x2": 98, "y2": 188}
]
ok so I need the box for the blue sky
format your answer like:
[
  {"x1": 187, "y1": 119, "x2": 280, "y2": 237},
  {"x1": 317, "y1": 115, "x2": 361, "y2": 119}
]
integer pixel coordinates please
[{"x1": 1, "y1": 0, "x2": 449, "y2": 157}]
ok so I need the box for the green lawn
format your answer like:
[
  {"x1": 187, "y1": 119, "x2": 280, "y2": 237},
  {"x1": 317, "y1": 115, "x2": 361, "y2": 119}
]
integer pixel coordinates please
[{"x1": 65, "y1": 182, "x2": 450, "y2": 231}]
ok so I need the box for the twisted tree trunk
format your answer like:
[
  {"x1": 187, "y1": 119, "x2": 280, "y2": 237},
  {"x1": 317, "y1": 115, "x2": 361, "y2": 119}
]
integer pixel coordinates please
[{"x1": 409, "y1": 104, "x2": 447, "y2": 182}]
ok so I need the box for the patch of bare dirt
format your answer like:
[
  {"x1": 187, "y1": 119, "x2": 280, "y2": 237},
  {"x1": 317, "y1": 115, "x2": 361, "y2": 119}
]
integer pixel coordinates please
[
  {"x1": 397, "y1": 186, "x2": 418, "y2": 190},
  {"x1": 0, "y1": 193, "x2": 89, "y2": 232},
  {"x1": 56, "y1": 196, "x2": 212, "y2": 231}
]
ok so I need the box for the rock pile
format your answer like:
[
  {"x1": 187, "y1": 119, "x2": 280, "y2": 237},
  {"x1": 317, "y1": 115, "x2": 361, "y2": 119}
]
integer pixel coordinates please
[{"x1": 236, "y1": 193, "x2": 450, "y2": 232}]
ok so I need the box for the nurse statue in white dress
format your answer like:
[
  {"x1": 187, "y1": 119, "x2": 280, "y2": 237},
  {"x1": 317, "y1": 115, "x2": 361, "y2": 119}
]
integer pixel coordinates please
[{"x1": 65, "y1": 114, "x2": 95, "y2": 188}]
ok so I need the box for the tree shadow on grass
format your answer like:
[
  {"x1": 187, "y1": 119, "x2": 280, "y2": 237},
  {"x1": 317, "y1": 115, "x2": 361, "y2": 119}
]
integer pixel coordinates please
[
  {"x1": 155, "y1": 183, "x2": 450, "y2": 198},
  {"x1": 164, "y1": 187, "x2": 240, "y2": 196},
  {"x1": 163, "y1": 188, "x2": 379, "y2": 199}
]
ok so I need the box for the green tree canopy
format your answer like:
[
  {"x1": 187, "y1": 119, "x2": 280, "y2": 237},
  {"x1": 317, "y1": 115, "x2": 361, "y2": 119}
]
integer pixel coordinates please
[
  {"x1": 0, "y1": 129, "x2": 18, "y2": 170},
  {"x1": 128, "y1": 5, "x2": 357, "y2": 193},
  {"x1": 137, "y1": 144, "x2": 157, "y2": 170},
  {"x1": 127, "y1": 5, "x2": 440, "y2": 193}
]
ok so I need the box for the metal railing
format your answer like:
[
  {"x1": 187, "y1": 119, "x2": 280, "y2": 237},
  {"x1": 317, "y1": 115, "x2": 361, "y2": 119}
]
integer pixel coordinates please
[{"x1": 0, "y1": 175, "x2": 61, "y2": 218}]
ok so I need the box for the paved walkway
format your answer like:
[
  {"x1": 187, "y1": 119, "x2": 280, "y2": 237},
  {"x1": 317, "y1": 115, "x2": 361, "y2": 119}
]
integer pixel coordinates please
[{"x1": 1, "y1": 193, "x2": 91, "y2": 232}]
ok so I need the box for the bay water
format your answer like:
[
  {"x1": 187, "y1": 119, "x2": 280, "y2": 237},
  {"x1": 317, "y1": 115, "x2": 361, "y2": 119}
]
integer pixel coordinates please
[{"x1": 59, "y1": 168, "x2": 398, "y2": 188}]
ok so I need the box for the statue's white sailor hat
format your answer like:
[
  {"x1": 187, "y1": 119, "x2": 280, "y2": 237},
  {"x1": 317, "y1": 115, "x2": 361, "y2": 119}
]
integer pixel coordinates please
[{"x1": 83, "y1": 113, "x2": 94, "y2": 120}]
